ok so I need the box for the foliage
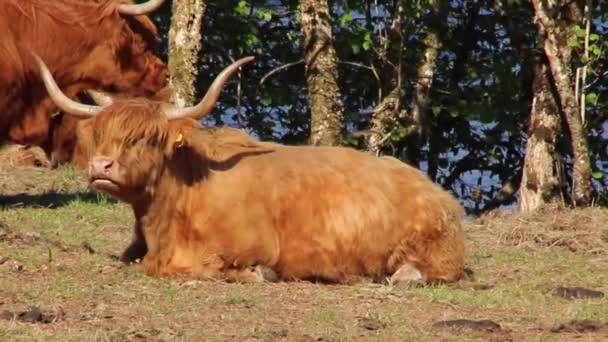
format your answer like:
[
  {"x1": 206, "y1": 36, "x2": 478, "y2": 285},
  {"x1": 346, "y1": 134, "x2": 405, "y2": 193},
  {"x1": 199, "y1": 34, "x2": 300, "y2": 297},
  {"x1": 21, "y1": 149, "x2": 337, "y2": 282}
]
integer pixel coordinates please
[{"x1": 147, "y1": 0, "x2": 608, "y2": 213}]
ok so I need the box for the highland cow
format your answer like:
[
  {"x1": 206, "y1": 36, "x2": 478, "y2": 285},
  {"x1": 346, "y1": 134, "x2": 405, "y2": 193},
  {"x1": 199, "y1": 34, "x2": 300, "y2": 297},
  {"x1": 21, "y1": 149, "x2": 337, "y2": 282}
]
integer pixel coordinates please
[{"x1": 35, "y1": 54, "x2": 466, "y2": 285}]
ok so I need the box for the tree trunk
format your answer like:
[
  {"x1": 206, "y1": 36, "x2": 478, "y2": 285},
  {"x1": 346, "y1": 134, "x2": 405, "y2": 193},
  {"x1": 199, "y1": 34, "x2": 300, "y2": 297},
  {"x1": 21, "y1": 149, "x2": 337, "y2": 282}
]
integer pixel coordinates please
[
  {"x1": 365, "y1": 88, "x2": 408, "y2": 155},
  {"x1": 299, "y1": 0, "x2": 344, "y2": 146},
  {"x1": 404, "y1": 0, "x2": 448, "y2": 165},
  {"x1": 364, "y1": 0, "x2": 405, "y2": 155},
  {"x1": 531, "y1": 0, "x2": 592, "y2": 206},
  {"x1": 520, "y1": 57, "x2": 565, "y2": 212},
  {"x1": 168, "y1": 0, "x2": 206, "y2": 107}
]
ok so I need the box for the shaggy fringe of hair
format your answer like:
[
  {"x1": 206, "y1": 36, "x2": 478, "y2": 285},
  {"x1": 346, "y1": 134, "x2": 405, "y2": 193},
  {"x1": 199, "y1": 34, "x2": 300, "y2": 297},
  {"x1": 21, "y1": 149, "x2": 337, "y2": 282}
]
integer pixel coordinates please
[
  {"x1": 4, "y1": 0, "x2": 118, "y2": 26},
  {"x1": 95, "y1": 100, "x2": 169, "y2": 146}
]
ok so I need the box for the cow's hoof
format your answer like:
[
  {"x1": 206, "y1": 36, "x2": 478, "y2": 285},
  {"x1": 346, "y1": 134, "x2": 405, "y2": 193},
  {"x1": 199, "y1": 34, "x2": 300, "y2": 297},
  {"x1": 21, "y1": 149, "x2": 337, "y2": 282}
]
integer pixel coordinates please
[
  {"x1": 251, "y1": 265, "x2": 279, "y2": 282},
  {"x1": 389, "y1": 262, "x2": 425, "y2": 287},
  {"x1": 120, "y1": 240, "x2": 147, "y2": 264}
]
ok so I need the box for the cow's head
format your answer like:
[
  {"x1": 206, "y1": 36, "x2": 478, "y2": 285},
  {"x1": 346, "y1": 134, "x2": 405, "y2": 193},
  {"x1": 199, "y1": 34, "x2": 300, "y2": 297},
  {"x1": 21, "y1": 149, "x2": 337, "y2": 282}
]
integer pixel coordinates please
[
  {"x1": 34, "y1": 54, "x2": 268, "y2": 203},
  {"x1": 94, "y1": 0, "x2": 168, "y2": 96},
  {"x1": 49, "y1": 86, "x2": 173, "y2": 168}
]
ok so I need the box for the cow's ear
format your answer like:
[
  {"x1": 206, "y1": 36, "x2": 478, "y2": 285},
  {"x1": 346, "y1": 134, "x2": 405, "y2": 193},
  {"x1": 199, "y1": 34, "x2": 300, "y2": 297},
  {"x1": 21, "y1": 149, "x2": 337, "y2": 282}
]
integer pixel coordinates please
[
  {"x1": 207, "y1": 130, "x2": 273, "y2": 163},
  {"x1": 72, "y1": 118, "x2": 96, "y2": 167}
]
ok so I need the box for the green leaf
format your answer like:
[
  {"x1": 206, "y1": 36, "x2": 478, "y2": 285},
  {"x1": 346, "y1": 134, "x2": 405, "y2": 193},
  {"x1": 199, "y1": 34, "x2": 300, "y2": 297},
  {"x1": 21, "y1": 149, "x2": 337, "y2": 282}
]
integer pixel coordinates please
[
  {"x1": 574, "y1": 25, "x2": 586, "y2": 38},
  {"x1": 260, "y1": 96, "x2": 272, "y2": 106},
  {"x1": 585, "y1": 92, "x2": 598, "y2": 105},
  {"x1": 362, "y1": 31, "x2": 372, "y2": 51},
  {"x1": 257, "y1": 9, "x2": 272, "y2": 21},
  {"x1": 592, "y1": 171, "x2": 604, "y2": 180},
  {"x1": 235, "y1": 1, "x2": 249, "y2": 16},
  {"x1": 589, "y1": 33, "x2": 599, "y2": 42},
  {"x1": 351, "y1": 43, "x2": 360, "y2": 55},
  {"x1": 389, "y1": 128, "x2": 405, "y2": 142},
  {"x1": 432, "y1": 106, "x2": 442, "y2": 116},
  {"x1": 339, "y1": 12, "x2": 353, "y2": 28},
  {"x1": 567, "y1": 37, "x2": 580, "y2": 48},
  {"x1": 244, "y1": 33, "x2": 258, "y2": 48}
]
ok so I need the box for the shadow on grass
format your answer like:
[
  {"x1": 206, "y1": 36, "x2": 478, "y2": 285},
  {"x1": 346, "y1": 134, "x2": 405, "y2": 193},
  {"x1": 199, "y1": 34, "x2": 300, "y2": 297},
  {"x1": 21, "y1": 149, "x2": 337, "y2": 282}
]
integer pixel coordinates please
[{"x1": 0, "y1": 191, "x2": 117, "y2": 209}]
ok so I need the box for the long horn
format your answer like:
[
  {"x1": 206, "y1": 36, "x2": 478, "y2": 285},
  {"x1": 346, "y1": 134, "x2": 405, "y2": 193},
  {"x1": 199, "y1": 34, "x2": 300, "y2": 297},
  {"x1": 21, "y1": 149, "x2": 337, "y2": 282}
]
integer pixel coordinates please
[
  {"x1": 164, "y1": 56, "x2": 255, "y2": 121},
  {"x1": 86, "y1": 90, "x2": 115, "y2": 106},
  {"x1": 30, "y1": 52, "x2": 103, "y2": 118},
  {"x1": 118, "y1": 0, "x2": 165, "y2": 16}
]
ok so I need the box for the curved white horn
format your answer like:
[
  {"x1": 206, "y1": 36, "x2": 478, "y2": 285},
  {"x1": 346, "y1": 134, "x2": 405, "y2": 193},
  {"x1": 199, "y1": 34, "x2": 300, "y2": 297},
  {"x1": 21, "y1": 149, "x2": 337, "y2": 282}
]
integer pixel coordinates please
[
  {"x1": 31, "y1": 52, "x2": 104, "y2": 118},
  {"x1": 118, "y1": 0, "x2": 165, "y2": 16},
  {"x1": 163, "y1": 56, "x2": 255, "y2": 121},
  {"x1": 86, "y1": 90, "x2": 115, "y2": 106}
]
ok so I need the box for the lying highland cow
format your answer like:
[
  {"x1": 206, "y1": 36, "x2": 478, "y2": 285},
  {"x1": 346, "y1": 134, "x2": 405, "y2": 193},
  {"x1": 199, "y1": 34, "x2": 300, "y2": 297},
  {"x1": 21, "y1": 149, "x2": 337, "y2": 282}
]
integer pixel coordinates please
[{"x1": 34, "y1": 54, "x2": 466, "y2": 285}]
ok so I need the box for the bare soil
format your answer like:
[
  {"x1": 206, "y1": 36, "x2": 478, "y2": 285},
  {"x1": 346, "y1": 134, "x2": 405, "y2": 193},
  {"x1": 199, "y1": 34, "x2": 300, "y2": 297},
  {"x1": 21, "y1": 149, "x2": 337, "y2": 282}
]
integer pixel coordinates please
[{"x1": 1, "y1": 164, "x2": 607, "y2": 341}]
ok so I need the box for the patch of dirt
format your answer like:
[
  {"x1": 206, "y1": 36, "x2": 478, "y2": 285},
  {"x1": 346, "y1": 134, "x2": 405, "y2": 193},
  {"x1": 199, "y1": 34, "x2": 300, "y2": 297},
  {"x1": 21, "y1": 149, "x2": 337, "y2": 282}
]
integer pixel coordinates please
[
  {"x1": 467, "y1": 206, "x2": 608, "y2": 258},
  {"x1": 357, "y1": 317, "x2": 386, "y2": 331},
  {"x1": 550, "y1": 320, "x2": 608, "y2": 334},
  {"x1": 553, "y1": 286, "x2": 605, "y2": 300},
  {"x1": 432, "y1": 319, "x2": 502, "y2": 333},
  {"x1": 0, "y1": 306, "x2": 65, "y2": 324}
]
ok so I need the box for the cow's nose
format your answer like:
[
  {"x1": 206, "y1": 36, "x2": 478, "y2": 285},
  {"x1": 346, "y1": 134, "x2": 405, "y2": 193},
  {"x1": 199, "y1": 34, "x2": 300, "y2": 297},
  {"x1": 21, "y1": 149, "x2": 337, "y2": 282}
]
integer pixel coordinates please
[{"x1": 89, "y1": 157, "x2": 114, "y2": 174}]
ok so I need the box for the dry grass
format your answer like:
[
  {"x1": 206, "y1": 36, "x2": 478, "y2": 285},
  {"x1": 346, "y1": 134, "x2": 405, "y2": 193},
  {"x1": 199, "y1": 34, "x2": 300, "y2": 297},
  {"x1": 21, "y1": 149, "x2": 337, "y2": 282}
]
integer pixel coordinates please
[
  {"x1": 0, "y1": 144, "x2": 50, "y2": 168},
  {"x1": 468, "y1": 205, "x2": 608, "y2": 265},
  {"x1": 1, "y1": 165, "x2": 607, "y2": 341}
]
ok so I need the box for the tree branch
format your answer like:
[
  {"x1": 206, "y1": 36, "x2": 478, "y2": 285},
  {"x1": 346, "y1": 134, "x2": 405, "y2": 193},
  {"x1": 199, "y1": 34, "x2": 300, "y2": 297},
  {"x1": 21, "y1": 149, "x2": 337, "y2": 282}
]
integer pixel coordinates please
[{"x1": 258, "y1": 60, "x2": 305, "y2": 87}]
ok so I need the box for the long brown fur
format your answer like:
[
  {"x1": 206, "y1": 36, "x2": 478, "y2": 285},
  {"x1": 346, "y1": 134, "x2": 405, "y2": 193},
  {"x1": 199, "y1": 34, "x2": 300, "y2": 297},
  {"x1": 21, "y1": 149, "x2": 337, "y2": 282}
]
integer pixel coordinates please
[
  {"x1": 0, "y1": 0, "x2": 166, "y2": 163},
  {"x1": 79, "y1": 100, "x2": 467, "y2": 284}
]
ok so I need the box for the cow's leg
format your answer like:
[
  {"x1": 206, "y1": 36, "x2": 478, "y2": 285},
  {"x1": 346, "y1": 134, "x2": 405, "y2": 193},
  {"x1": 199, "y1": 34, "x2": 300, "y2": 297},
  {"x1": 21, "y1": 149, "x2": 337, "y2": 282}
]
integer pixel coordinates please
[
  {"x1": 120, "y1": 223, "x2": 147, "y2": 263},
  {"x1": 389, "y1": 262, "x2": 425, "y2": 287},
  {"x1": 141, "y1": 251, "x2": 279, "y2": 283}
]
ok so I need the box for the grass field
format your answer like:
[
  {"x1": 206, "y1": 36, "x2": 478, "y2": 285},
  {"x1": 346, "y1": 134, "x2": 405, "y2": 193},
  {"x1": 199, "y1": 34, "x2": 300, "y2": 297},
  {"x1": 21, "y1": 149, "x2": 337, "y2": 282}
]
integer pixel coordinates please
[{"x1": 1, "y1": 164, "x2": 607, "y2": 341}]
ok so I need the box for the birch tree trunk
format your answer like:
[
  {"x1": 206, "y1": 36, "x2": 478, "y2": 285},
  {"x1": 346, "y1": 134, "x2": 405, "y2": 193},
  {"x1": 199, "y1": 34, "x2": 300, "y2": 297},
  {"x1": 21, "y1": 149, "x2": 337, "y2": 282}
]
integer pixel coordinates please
[
  {"x1": 531, "y1": 0, "x2": 592, "y2": 206},
  {"x1": 364, "y1": 0, "x2": 404, "y2": 155},
  {"x1": 520, "y1": 57, "x2": 565, "y2": 212},
  {"x1": 404, "y1": 0, "x2": 448, "y2": 165},
  {"x1": 299, "y1": 0, "x2": 344, "y2": 146},
  {"x1": 168, "y1": 0, "x2": 206, "y2": 107}
]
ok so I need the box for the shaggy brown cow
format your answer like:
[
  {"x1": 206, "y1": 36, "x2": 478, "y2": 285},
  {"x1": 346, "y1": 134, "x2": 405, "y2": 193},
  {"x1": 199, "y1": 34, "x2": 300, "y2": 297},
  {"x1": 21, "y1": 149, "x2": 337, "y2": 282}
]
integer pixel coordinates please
[
  {"x1": 35, "y1": 55, "x2": 466, "y2": 285},
  {"x1": 0, "y1": 0, "x2": 167, "y2": 160}
]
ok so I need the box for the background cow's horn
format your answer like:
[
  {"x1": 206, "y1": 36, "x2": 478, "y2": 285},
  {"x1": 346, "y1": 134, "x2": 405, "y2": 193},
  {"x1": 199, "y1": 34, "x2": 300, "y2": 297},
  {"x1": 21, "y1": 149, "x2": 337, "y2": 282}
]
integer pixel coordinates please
[
  {"x1": 31, "y1": 52, "x2": 104, "y2": 118},
  {"x1": 118, "y1": 0, "x2": 165, "y2": 16},
  {"x1": 164, "y1": 56, "x2": 255, "y2": 121},
  {"x1": 86, "y1": 90, "x2": 115, "y2": 106}
]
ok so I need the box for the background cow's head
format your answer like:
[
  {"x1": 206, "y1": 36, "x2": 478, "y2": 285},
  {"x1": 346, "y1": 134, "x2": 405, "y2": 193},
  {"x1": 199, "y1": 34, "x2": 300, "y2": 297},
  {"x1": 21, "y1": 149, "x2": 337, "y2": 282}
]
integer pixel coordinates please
[{"x1": 79, "y1": 0, "x2": 168, "y2": 96}]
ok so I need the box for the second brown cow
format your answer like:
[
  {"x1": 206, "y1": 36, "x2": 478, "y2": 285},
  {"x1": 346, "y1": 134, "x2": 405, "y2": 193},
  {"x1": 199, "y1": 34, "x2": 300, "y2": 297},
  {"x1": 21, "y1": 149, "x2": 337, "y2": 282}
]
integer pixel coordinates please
[{"x1": 0, "y1": 0, "x2": 167, "y2": 165}]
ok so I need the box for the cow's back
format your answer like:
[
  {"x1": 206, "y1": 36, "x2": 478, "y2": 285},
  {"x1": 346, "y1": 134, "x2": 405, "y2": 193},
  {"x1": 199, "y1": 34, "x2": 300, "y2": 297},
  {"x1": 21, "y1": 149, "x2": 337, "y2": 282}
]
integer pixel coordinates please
[{"x1": 196, "y1": 144, "x2": 464, "y2": 282}]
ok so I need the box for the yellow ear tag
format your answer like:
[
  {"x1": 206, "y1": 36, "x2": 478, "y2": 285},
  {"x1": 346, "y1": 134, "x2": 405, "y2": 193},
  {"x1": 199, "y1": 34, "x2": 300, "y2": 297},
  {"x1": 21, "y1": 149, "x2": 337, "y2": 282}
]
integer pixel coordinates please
[{"x1": 174, "y1": 133, "x2": 185, "y2": 149}]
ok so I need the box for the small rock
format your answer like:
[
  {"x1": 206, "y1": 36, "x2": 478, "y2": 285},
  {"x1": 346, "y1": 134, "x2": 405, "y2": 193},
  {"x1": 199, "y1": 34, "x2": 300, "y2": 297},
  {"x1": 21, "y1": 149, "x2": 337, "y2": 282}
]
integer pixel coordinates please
[
  {"x1": 12, "y1": 261, "x2": 24, "y2": 272},
  {"x1": 0, "y1": 306, "x2": 65, "y2": 324},
  {"x1": 554, "y1": 287, "x2": 604, "y2": 300},
  {"x1": 269, "y1": 328, "x2": 288, "y2": 338}
]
